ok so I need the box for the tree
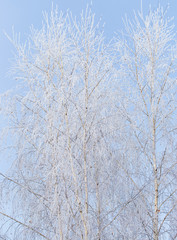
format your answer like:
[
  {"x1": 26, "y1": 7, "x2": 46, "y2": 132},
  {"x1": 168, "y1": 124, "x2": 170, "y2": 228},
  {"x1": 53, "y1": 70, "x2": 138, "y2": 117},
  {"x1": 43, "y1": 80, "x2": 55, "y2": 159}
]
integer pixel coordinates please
[
  {"x1": 0, "y1": 5, "x2": 177, "y2": 240},
  {"x1": 115, "y1": 6, "x2": 177, "y2": 240},
  {"x1": 0, "y1": 7, "x2": 124, "y2": 240}
]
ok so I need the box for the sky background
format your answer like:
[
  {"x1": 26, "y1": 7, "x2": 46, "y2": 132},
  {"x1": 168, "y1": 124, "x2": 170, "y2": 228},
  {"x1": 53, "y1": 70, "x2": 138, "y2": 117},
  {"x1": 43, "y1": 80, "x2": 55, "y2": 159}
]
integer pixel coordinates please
[{"x1": 0, "y1": 0, "x2": 177, "y2": 173}]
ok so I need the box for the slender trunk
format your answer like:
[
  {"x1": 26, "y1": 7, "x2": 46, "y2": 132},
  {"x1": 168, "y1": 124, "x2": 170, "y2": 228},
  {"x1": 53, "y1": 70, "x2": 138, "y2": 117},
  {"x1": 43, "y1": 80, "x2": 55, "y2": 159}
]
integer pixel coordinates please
[
  {"x1": 95, "y1": 162, "x2": 101, "y2": 240},
  {"x1": 153, "y1": 118, "x2": 159, "y2": 240},
  {"x1": 150, "y1": 46, "x2": 159, "y2": 240},
  {"x1": 58, "y1": 207, "x2": 63, "y2": 240},
  {"x1": 82, "y1": 59, "x2": 89, "y2": 240},
  {"x1": 54, "y1": 170, "x2": 63, "y2": 240},
  {"x1": 65, "y1": 110, "x2": 88, "y2": 239},
  {"x1": 83, "y1": 126, "x2": 88, "y2": 216},
  {"x1": 83, "y1": 126, "x2": 88, "y2": 240}
]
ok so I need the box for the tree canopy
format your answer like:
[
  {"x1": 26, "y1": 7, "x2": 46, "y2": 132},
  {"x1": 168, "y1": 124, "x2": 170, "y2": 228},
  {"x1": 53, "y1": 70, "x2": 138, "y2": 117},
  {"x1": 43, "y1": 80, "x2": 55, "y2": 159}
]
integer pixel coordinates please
[{"x1": 0, "y1": 6, "x2": 177, "y2": 240}]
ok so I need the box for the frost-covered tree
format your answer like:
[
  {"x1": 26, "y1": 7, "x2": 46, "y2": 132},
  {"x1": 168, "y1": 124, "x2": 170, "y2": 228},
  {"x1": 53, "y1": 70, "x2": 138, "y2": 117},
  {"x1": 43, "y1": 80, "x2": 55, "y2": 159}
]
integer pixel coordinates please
[
  {"x1": 115, "y1": 6, "x2": 177, "y2": 240},
  {"x1": 0, "y1": 7, "x2": 126, "y2": 240},
  {"x1": 0, "y1": 5, "x2": 177, "y2": 240}
]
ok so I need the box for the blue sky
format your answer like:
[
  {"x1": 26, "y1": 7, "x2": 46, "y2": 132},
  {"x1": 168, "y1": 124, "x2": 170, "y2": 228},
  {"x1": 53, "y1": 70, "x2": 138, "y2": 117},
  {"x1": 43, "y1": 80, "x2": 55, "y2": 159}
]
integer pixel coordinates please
[
  {"x1": 0, "y1": 0, "x2": 177, "y2": 93},
  {"x1": 0, "y1": 0, "x2": 177, "y2": 173}
]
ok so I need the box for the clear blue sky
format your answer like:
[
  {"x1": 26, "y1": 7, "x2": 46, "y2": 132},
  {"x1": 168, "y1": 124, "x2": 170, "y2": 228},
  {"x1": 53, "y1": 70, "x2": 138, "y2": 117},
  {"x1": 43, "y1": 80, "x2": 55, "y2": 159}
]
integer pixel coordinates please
[{"x1": 0, "y1": 0, "x2": 177, "y2": 173}]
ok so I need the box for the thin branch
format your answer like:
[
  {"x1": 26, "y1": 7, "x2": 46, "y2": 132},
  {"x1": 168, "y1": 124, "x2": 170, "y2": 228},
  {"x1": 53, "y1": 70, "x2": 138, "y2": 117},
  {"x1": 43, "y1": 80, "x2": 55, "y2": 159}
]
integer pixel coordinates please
[{"x1": 0, "y1": 211, "x2": 50, "y2": 240}]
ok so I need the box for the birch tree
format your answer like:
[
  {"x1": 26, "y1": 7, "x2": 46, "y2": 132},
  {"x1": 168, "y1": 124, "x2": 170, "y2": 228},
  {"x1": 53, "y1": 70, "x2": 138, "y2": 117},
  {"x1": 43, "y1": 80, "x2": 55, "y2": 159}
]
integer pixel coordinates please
[
  {"x1": 115, "y1": 6, "x2": 177, "y2": 240},
  {"x1": 0, "y1": 7, "x2": 125, "y2": 240},
  {"x1": 0, "y1": 5, "x2": 177, "y2": 240}
]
